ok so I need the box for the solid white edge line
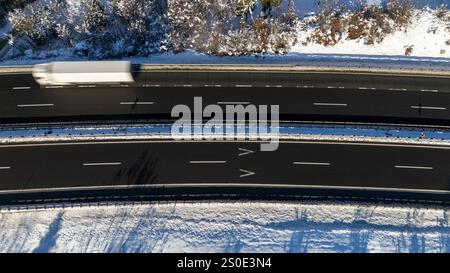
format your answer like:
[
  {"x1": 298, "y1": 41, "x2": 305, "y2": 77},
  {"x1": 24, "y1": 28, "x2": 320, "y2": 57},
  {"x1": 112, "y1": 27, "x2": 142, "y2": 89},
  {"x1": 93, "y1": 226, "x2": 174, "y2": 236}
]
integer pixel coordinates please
[
  {"x1": 2, "y1": 140, "x2": 450, "y2": 150},
  {"x1": 1, "y1": 183, "x2": 449, "y2": 196}
]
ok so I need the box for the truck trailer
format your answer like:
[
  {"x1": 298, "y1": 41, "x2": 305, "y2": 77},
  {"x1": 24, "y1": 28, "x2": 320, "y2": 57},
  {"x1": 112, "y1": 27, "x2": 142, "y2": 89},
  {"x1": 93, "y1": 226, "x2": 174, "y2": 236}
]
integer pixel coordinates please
[{"x1": 32, "y1": 61, "x2": 134, "y2": 86}]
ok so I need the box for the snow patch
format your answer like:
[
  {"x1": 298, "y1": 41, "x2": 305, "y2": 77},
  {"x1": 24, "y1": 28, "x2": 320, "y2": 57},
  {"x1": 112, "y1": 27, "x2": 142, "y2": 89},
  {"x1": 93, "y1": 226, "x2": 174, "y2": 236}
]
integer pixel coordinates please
[{"x1": 1, "y1": 201, "x2": 450, "y2": 253}]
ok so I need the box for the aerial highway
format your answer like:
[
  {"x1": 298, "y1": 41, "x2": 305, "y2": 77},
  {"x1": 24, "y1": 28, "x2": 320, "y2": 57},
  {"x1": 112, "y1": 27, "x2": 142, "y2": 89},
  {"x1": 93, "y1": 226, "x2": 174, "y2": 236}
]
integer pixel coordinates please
[
  {"x1": 0, "y1": 70, "x2": 450, "y2": 125},
  {"x1": 1, "y1": 67, "x2": 450, "y2": 206}
]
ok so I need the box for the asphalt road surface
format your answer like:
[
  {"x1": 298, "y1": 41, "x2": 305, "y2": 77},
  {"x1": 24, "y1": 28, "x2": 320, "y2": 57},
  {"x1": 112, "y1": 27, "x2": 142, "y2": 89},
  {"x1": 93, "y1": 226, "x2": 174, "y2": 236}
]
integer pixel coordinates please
[
  {"x1": 0, "y1": 140, "x2": 449, "y2": 193},
  {"x1": 1, "y1": 71, "x2": 450, "y2": 125}
]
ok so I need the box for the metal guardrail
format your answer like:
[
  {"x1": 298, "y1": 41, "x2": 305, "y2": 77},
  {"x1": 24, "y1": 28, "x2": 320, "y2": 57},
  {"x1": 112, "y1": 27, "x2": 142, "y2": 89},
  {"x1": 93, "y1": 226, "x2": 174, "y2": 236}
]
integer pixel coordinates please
[{"x1": 1, "y1": 183, "x2": 449, "y2": 209}]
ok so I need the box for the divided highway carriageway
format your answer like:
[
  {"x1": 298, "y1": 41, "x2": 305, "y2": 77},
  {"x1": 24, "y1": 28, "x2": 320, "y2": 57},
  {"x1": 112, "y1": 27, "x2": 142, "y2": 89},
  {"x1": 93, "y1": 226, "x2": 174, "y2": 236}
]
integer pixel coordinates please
[{"x1": 0, "y1": 69, "x2": 450, "y2": 125}]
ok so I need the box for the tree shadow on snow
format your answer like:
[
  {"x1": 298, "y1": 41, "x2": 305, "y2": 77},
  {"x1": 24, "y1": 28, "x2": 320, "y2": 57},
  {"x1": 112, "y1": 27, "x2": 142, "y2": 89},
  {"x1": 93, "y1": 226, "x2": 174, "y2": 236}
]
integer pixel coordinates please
[{"x1": 32, "y1": 211, "x2": 64, "y2": 253}]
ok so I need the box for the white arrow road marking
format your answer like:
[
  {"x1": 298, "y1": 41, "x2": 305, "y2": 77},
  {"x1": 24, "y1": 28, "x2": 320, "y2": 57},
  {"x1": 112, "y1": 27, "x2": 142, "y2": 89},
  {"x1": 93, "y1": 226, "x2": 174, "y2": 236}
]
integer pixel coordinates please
[
  {"x1": 240, "y1": 169, "x2": 256, "y2": 178},
  {"x1": 238, "y1": 148, "x2": 255, "y2": 157}
]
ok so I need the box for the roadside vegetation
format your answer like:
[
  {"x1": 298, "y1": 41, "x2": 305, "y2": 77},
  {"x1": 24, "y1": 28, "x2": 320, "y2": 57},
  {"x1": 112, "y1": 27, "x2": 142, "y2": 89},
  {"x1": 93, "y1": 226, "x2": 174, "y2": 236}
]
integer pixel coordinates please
[
  {"x1": 0, "y1": 0, "x2": 35, "y2": 52},
  {"x1": 307, "y1": 0, "x2": 413, "y2": 46},
  {"x1": 169, "y1": 0, "x2": 297, "y2": 55},
  {"x1": 436, "y1": 4, "x2": 450, "y2": 45},
  {"x1": 2, "y1": 0, "x2": 449, "y2": 59},
  {"x1": 0, "y1": 0, "x2": 34, "y2": 25}
]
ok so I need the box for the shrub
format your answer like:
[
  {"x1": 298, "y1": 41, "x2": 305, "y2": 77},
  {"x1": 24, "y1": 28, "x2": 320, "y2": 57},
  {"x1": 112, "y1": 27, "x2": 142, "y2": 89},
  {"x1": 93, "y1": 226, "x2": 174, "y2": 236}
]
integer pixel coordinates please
[
  {"x1": 7, "y1": 0, "x2": 169, "y2": 58},
  {"x1": 312, "y1": 0, "x2": 413, "y2": 46},
  {"x1": 0, "y1": 0, "x2": 35, "y2": 25},
  {"x1": 168, "y1": 0, "x2": 297, "y2": 55}
]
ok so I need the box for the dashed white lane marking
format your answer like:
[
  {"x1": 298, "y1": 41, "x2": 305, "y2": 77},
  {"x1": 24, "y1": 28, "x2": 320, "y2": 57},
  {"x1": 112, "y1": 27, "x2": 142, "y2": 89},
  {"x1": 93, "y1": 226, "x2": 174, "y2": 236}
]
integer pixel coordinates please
[
  {"x1": 78, "y1": 85, "x2": 96, "y2": 88},
  {"x1": 17, "y1": 104, "x2": 54, "y2": 107},
  {"x1": 313, "y1": 102, "x2": 348, "y2": 107},
  {"x1": 297, "y1": 85, "x2": 314, "y2": 88},
  {"x1": 265, "y1": 85, "x2": 283, "y2": 88},
  {"x1": 0, "y1": 166, "x2": 11, "y2": 170},
  {"x1": 410, "y1": 105, "x2": 446, "y2": 110},
  {"x1": 358, "y1": 87, "x2": 376, "y2": 90},
  {"x1": 294, "y1": 162, "x2": 331, "y2": 166},
  {"x1": 12, "y1": 86, "x2": 31, "y2": 90},
  {"x1": 120, "y1": 102, "x2": 154, "y2": 105},
  {"x1": 189, "y1": 160, "x2": 227, "y2": 164},
  {"x1": 395, "y1": 165, "x2": 433, "y2": 170},
  {"x1": 183, "y1": 84, "x2": 192, "y2": 87},
  {"x1": 217, "y1": 101, "x2": 250, "y2": 105},
  {"x1": 142, "y1": 84, "x2": 160, "y2": 87},
  {"x1": 235, "y1": 85, "x2": 252, "y2": 88},
  {"x1": 389, "y1": 88, "x2": 407, "y2": 91},
  {"x1": 83, "y1": 162, "x2": 122, "y2": 166},
  {"x1": 421, "y1": 89, "x2": 439, "y2": 92},
  {"x1": 327, "y1": 86, "x2": 345, "y2": 89}
]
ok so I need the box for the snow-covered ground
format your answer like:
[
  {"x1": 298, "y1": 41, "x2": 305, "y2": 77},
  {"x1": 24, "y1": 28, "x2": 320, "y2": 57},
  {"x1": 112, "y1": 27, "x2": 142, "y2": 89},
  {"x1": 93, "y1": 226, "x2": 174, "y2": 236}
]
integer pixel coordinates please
[
  {"x1": 2, "y1": 122, "x2": 450, "y2": 146},
  {"x1": 294, "y1": 8, "x2": 450, "y2": 58},
  {"x1": 1, "y1": 201, "x2": 450, "y2": 253}
]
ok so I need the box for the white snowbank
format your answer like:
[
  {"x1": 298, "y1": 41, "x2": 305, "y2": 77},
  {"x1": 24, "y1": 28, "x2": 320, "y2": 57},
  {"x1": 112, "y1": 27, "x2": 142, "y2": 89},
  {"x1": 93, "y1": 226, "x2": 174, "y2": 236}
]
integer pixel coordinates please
[{"x1": 1, "y1": 201, "x2": 449, "y2": 253}]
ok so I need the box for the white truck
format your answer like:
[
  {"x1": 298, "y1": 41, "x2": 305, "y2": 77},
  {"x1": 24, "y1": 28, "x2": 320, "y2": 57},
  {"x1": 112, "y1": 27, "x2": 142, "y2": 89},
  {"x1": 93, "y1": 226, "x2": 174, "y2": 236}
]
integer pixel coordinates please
[{"x1": 32, "y1": 61, "x2": 134, "y2": 86}]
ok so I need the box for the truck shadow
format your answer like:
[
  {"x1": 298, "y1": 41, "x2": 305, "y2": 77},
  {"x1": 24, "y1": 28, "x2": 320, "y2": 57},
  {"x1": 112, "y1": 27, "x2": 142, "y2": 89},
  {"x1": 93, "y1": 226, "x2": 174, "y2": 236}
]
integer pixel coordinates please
[{"x1": 114, "y1": 150, "x2": 158, "y2": 186}]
